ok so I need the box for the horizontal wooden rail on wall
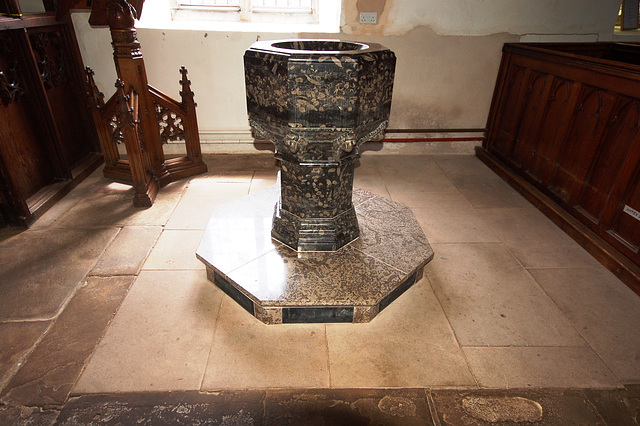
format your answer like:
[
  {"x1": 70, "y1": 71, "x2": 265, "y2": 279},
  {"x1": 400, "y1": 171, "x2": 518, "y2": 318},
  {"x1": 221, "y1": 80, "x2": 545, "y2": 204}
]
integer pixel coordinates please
[
  {"x1": 382, "y1": 128, "x2": 486, "y2": 143},
  {"x1": 382, "y1": 137, "x2": 486, "y2": 143},
  {"x1": 386, "y1": 128, "x2": 486, "y2": 134}
]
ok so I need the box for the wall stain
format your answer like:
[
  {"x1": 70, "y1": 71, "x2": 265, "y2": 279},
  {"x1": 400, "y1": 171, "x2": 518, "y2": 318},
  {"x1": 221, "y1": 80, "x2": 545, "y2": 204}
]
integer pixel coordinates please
[{"x1": 343, "y1": 0, "x2": 393, "y2": 36}]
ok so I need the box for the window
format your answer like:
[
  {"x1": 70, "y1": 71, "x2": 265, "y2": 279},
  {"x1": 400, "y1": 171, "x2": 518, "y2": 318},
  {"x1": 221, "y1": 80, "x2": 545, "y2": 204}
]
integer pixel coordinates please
[
  {"x1": 618, "y1": 0, "x2": 640, "y2": 30},
  {"x1": 137, "y1": 0, "x2": 339, "y2": 32},
  {"x1": 173, "y1": 0, "x2": 317, "y2": 24},
  {"x1": 177, "y1": 0, "x2": 313, "y2": 14}
]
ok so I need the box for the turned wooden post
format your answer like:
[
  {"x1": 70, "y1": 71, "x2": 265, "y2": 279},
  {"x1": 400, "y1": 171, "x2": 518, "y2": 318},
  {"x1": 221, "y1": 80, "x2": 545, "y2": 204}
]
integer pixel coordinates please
[{"x1": 105, "y1": 0, "x2": 171, "y2": 187}]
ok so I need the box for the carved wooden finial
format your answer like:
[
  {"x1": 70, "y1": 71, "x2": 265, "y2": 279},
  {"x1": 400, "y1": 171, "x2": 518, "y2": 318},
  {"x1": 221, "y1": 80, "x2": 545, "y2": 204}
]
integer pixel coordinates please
[
  {"x1": 179, "y1": 66, "x2": 195, "y2": 106},
  {"x1": 106, "y1": 0, "x2": 137, "y2": 30},
  {"x1": 115, "y1": 79, "x2": 134, "y2": 127},
  {"x1": 85, "y1": 67, "x2": 105, "y2": 108},
  {"x1": 115, "y1": 78, "x2": 126, "y2": 96}
]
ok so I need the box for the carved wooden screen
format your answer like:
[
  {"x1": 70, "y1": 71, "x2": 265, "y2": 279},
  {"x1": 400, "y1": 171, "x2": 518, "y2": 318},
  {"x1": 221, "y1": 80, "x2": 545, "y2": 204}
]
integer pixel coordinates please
[
  {"x1": 0, "y1": 29, "x2": 60, "y2": 214},
  {"x1": 0, "y1": 14, "x2": 101, "y2": 226},
  {"x1": 28, "y1": 25, "x2": 99, "y2": 170}
]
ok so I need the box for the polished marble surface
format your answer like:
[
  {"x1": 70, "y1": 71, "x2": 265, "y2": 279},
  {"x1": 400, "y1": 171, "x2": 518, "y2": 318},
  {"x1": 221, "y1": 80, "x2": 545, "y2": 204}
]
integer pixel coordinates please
[
  {"x1": 244, "y1": 39, "x2": 396, "y2": 155},
  {"x1": 244, "y1": 39, "x2": 396, "y2": 251},
  {"x1": 271, "y1": 159, "x2": 360, "y2": 251},
  {"x1": 196, "y1": 184, "x2": 433, "y2": 324}
]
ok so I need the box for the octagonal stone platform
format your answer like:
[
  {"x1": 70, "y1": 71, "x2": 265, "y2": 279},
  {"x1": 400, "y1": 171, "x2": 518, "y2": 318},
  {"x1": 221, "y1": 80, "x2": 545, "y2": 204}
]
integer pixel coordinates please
[{"x1": 196, "y1": 184, "x2": 433, "y2": 324}]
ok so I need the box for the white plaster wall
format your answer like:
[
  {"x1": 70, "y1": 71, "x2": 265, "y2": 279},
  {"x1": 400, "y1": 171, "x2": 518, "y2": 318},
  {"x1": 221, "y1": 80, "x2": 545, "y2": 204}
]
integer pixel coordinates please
[
  {"x1": 137, "y1": 30, "x2": 293, "y2": 132},
  {"x1": 72, "y1": 13, "x2": 295, "y2": 137},
  {"x1": 343, "y1": 0, "x2": 621, "y2": 38},
  {"x1": 71, "y1": 0, "x2": 623, "y2": 152},
  {"x1": 71, "y1": 13, "x2": 118, "y2": 98},
  {"x1": 318, "y1": 28, "x2": 518, "y2": 130}
]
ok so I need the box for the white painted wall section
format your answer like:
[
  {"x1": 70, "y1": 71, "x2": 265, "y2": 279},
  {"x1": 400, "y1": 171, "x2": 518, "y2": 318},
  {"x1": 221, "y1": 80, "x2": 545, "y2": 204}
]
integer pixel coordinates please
[{"x1": 71, "y1": 0, "x2": 624, "y2": 153}]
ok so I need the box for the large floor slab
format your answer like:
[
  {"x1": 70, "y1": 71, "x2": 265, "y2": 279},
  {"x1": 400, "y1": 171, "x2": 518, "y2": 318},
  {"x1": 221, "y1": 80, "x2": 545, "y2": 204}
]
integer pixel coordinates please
[
  {"x1": 449, "y1": 172, "x2": 533, "y2": 209},
  {"x1": 412, "y1": 205, "x2": 500, "y2": 244},
  {"x1": 0, "y1": 227, "x2": 119, "y2": 321},
  {"x1": 463, "y1": 346, "x2": 621, "y2": 389},
  {"x1": 52, "y1": 180, "x2": 187, "y2": 228},
  {"x1": 73, "y1": 270, "x2": 222, "y2": 393},
  {"x1": 326, "y1": 278, "x2": 475, "y2": 388},
  {"x1": 201, "y1": 296, "x2": 330, "y2": 389},
  {"x1": 0, "y1": 321, "x2": 50, "y2": 391},
  {"x1": 1, "y1": 276, "x2": 135, "y2": 406},
  {"x1": 530, "y1": 267, "x2": 640, "y2": 382},
  {"x1": 426, "y1": 242, "x2": 586, "y2": 347},
  {"x1": 142, "y1": 229, "x2": 205, "y2": 270},
  {"x1": 90, "y1": 226, "x2": 162, "y2": 276},
  {"x1": 165, "y1": 181, "x2": 251, "y2": 230}
]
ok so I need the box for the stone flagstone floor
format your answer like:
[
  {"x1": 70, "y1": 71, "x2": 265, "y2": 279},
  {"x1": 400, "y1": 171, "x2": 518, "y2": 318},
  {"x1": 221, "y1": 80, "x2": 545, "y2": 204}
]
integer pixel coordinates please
[{"x1": 0, "y1": 153, "x2": 639, "y2": 424}]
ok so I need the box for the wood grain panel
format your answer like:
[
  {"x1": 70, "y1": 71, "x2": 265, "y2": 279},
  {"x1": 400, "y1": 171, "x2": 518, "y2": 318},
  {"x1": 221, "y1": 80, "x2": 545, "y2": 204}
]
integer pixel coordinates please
[
  {"x1": 511, "y1": 71, "x2": 552, "y2": 172},
  {"x1": 0, "y1": 31, "x2": 56, "y2": 201},
  {"x1": 28, "y1": 26, "x2": 94, "y2": 170},
  {"x1": 551, "y1": 86, "x2": 616, "y2": 203},
  {"x1": 528, "y1": 78, "x2": 579, "y2": 184},
  {"x1": 578, "y1": 98, "x2": 640, "y2": 226},
  {"x1": 489, "y1": 64, "x2": 527, "y2": 159}
]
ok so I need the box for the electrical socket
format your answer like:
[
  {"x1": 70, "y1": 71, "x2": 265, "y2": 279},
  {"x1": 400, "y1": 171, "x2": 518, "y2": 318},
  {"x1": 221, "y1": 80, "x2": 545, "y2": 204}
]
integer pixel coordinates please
[{"x1": 359, "y1": 12, "x2": 378, "y2": 24}]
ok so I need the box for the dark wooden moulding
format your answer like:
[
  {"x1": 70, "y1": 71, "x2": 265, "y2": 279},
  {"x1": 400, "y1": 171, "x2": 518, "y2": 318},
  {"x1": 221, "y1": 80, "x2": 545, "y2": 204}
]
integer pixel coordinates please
[
  {"x1": 0, "y1": 13, "x2": 103, "y2": 227},
  {"x1": 479, "y1": 42, "x2": 640, "y2": 296}
]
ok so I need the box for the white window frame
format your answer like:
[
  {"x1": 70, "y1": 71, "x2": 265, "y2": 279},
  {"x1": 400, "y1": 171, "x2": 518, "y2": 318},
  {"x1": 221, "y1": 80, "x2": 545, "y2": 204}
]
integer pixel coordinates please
[
  {"x1": 136, "y1": 0, "x2": 339, "y2": 33},
  {"x1": 170, "y1": 0, "x2": 319, "y2": 26}
]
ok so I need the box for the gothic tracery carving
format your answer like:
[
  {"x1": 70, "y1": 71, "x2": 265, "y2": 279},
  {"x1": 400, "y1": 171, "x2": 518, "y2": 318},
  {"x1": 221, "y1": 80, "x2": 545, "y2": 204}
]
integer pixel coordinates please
[
  {"x1": 0, "y1": 39, "x2": 25, "y2": 105},
  {"x1": 108, "y1": 114, "x2": 124, "y2": 145},
  {"x1": 154, "y1": 103, "x2": 185, "y2": 144},
  {"x1": 30, "y1": 31, "x2": 67, "y2": 89}
]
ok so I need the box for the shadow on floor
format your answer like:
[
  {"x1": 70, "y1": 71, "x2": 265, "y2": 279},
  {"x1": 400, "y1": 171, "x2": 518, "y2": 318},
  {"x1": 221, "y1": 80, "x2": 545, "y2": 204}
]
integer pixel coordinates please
[{"x1": 1, "y1": 386, "x2": 638, "y2": 425}]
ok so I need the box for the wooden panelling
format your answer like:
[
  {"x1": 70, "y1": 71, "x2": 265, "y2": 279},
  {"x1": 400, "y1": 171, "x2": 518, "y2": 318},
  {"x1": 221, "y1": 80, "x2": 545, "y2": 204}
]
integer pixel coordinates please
[
  {"x1": 482, "y1": 42, "x2": 640, "y2": 295},
  {"x1": 0, "y1": 30, "x2": 57, "y2": 201},
  {"x1": 28, "y1": 25, "x2": 97, "y2": 170},
  {"x1": 529, "y1": 78, "x2": 578, "y2": 184},
  {"x1": 0, "y1": 14, "x2": 101, "y2": 226}
]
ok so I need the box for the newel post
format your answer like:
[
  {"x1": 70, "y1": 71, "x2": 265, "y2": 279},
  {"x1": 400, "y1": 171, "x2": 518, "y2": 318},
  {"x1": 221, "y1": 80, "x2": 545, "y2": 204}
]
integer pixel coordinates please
[{"x1": 106, "y1": 0, "x2": 171, "y2": 186}]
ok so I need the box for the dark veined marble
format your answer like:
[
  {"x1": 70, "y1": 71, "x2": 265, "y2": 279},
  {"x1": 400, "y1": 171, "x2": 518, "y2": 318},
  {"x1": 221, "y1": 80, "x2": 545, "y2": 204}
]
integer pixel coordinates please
[
  {"x1": 196, "y1": 184, "x2": 434, "y2": 324},
  {"x1": 244, "y1": 39, "x2": 396, "y2": 251}
]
